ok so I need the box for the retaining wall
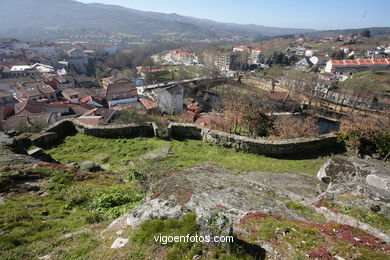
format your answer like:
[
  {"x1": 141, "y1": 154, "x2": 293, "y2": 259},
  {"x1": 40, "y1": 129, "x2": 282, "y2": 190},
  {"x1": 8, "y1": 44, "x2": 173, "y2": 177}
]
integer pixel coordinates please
[
  {"x1": 42, "y1": 119, "x2": 157, "y2": 145},
  {"x1": 168, "y1": 123, "x2": 341, "y2": 156}
]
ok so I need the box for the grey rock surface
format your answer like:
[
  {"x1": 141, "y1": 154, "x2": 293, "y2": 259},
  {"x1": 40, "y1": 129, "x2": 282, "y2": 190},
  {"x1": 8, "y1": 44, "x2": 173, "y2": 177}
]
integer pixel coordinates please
[
  {"x1": 317, "y1": 156, "x2": 390, "y2": 216},
  {"x1": 0, "y1": 132, "x2": 40, "y2": 167},
  {"x1": 110, "y1": 238, "x2": 129, "y2": 249},
  {"x1": 126, "y1": 164, "x2": 325, "y2": 235},
  {"x1": 80, "y1": 161, "x2": 101, "y2": 172}
]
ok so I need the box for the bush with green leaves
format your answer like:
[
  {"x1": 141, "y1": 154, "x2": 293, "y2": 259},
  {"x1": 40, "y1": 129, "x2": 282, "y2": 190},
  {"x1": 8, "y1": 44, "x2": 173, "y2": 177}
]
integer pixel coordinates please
[{"x1": 89, "y1": 188, "x2": 143, "y2": 219}]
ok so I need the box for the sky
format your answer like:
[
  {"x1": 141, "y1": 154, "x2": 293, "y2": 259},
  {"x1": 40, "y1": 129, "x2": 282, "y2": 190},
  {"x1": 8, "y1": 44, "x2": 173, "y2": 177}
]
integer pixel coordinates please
[{"x1": 78, "y1": 0, "x2": 390, "y2": 30}]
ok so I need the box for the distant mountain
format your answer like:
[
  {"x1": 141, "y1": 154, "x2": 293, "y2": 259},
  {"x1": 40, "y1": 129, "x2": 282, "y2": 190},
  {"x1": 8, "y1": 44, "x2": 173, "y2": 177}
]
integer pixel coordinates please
[
  {"x1": 308, "y1": 27, "x2": 390, "y2": 37},
  {"x1": 0, "y1": 0, "x2": 315, "y2": 41}
]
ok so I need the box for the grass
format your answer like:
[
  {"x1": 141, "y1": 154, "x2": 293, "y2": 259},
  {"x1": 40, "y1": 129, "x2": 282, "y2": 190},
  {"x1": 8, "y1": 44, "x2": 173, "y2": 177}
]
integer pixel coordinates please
[
  {"x1": 0, "y1": 185, "x2": 108, "y2": 259},
  {"x1": 45, "y1": 134, "x2": 328, "y2": 175},
  {"x1": 185, "y1": 65, "x2": 205, "y2": 75},
  {"x1": 156, "y1": 65, "x2": 198, "y2": 82},
  {"x1": 338, "y1": 70, "x2": 390, "y2": 95},
  {"x1": 0, "y1": 163, "x2": 142, "y2": 259}
]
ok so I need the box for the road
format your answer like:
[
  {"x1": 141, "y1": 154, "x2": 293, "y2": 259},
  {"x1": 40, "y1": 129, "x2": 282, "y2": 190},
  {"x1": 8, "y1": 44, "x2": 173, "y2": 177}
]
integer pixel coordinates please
[{"x1": 143, "y1": 74, "x2": 232, "y2": 90}]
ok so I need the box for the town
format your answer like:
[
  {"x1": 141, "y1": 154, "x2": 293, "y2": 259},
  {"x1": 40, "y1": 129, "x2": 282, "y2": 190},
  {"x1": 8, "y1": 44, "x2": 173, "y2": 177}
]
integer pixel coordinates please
[
  {"x1": 1, "y1": 31, "x2": 389, "y2": 134},
  {"x1": 0, "y1": 1, "x2": 389, "y2": 259}
]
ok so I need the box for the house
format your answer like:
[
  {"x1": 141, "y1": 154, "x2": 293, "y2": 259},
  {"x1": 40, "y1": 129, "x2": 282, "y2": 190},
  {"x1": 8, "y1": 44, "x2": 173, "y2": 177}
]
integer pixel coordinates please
[
  {"x1": 203, "y1": 51, "x2": 233, "y2": 71},
  {"x1": 295, "y1": 57, "x2": 313, "y2": 70},
  {"x1": 105, "y1": 78, "x2": 138, "y2": 108},
  {"x1": 1, "y1": 112, "x2": 61, "y2": 131},
  {"x1": 325, "y1": 58, "x2": 390, "y2": 73},
  {"x1": 14, "y1": 99, "x2": 45, "y2": 115},
  {"x1": 67, "y1": 48, "x2": 88, "y2": 74},
  {"x1": 61, "y1": 88, "x2": 105, "y2": 104},
  {"x1": 309, "y1": 56, "x2": 332, "y2": 66},
  {"x1": 44, "y1": 103, "x2": 72, "y2": 115},
  {"x1": 319, "y1": 72, "x2": 335, "y2": 81},
  {"x1": 17, "y1": 81, "x2": 57, "y2": 102},
  {"x1": 32, "y1": 63, "x2": 54, "y2": 73},
  {"x1": 6, "y1": 65, "x2": 39, "y2": 78},
  {"x1": 295, "y1": 47, "x2": 306, "y2": 56},
  {"x1": 305, "y1": 48, "x2": 317, "y2": 57},
  {"x1": 76, "y1": 108, "x2": 116, "y2": 125},
  {"x1": 340, "y1": 46, "x2": 352, "y2": 54},
  {"x1": 233, "y1": 46, "x2": 251, "y2": 52},
  {"x1": 139, "y1": 97, "x2": 158, "y2": 110},
  {"x1": 153, "y1": 85, "x2": 183, "y2": 115},
  {"x1": 167, "y1": 49, "x2": 198, "y2": 65},
  {"x1": 102, "y1": 75, "x2": 133, "y2": 89},
  {"x1": 249, "y1": 47, "x2": 263, "y2": 65}
]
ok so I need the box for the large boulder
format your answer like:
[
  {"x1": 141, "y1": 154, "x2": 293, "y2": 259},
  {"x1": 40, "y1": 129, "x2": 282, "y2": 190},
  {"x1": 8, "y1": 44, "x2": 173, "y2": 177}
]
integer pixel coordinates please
[
  {"x1": 0, "y1": 132, "x2": 39, "y2": 167},
  {"x1": 317, "y1": 156, "x2": 390, "y2": 216}
]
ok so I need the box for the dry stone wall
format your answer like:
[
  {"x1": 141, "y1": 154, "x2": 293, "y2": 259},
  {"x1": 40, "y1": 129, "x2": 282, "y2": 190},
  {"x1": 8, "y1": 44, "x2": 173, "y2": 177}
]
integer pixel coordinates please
[
  {"x1": 42, "y1": 119, "x2": 157, "y2": 143},
  {"x1": 168, "y1": 123, "x2": 341, "y2": 156}
]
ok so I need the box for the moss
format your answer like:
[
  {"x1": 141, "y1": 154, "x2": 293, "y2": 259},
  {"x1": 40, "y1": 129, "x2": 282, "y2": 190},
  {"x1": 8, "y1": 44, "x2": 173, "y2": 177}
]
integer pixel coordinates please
[
  {"x1": 236, "y1": 212, "x2": 390, "y2": 259},
  {"x1": 284, "y1": 200, "x2": 327, "y2": 223},
  {"x1": 327, "y1": 202, "x2": 390, "y2": 235}
]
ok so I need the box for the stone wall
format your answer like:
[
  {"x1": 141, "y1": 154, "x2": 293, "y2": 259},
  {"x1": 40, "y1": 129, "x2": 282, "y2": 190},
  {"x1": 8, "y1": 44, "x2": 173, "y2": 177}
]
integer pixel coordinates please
[
  {"x1": 43, "y1": 119, "x2": 157, "y2": 140},
  {"x1": 168, "y1": 123, "x2": 342, "y2": 156}
]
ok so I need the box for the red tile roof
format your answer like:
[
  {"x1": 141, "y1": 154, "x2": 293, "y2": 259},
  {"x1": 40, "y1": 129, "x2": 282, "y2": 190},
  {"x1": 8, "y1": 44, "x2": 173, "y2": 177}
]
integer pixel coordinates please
[{"x1": 139, "y1": 97, "x2": 157, "y2": 110}]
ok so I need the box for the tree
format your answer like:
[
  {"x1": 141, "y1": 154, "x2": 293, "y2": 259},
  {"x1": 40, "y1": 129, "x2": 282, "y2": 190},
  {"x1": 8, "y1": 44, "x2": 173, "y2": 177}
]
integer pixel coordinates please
[
  {"x1": 264, "y1": 65, "x2": 283, "y2": 92},
  {"x1": 301, "y1": 73, "x2": 319, "y2": 108},
  {"x1": 341, "y1": 77, "x2": 374, "y2": 114},
  {"x1": 359, "y1": 29, "x2": 371, "y2": 38},
  {"x1": 332, "y1": 50, "x2": 345, "y2": 60},
  {"x1": 122, "y1": 68, "x2": 135, "y2": 77},
  {"x1": 242, "y1": 96, "x2": 274, "y2": 137}
]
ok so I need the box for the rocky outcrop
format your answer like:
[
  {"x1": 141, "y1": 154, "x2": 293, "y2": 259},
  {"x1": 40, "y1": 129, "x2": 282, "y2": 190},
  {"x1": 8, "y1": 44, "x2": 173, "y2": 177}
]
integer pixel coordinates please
[
  {"x1": 126, "y1": 164, "x2": 326, "y2": 235},
  {"x1": 317, "y1": 156, "x2": 390, "y2": 216},
  {"x1": 0, "y1": 132, "x2": 39, "y2": 168}
]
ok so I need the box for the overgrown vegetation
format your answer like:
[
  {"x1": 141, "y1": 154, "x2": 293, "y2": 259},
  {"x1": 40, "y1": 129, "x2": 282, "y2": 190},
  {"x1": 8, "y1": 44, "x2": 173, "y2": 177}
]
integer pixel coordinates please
[{"x1": 338, "y1": 114, "x2": 390, "y2": 159}]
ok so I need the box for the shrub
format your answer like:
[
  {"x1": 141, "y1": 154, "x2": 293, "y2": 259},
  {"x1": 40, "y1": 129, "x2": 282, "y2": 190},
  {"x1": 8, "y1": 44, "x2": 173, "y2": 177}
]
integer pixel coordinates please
[
  {"x1": 270, "y1": 116, "x2": 319, "y2": 140},
  {"x1": 85, "y1": 212, "x2": 104, "y2": 224},
  {"x1": 89, "y1": 188, "x2": 143, "y2": 219},
  {"x1": 338, "y1": 114, "x2": 390, "y2": 158}
]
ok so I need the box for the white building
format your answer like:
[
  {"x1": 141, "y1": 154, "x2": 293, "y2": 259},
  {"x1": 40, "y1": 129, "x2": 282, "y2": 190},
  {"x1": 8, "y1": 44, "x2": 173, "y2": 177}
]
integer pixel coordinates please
[
  {"x1": 309, "y1": 56, "x2": 332, "y2": 66},
  {"x1": 32, "y1": 63, "x2": 54, "y2": 73},
  {"x1": 305, "y1": 49, "x2": 317, "y2": 57},
  {"x1": 153, "y1": 85, "x2": 183, "y2": 115},
  {"x1": 325, "y1": 58, "x2": 390, "y2": 73}
]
